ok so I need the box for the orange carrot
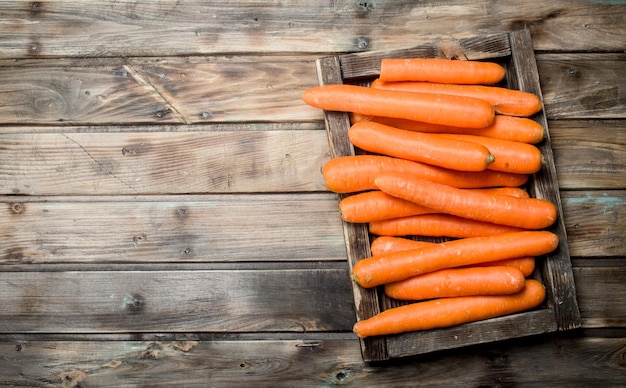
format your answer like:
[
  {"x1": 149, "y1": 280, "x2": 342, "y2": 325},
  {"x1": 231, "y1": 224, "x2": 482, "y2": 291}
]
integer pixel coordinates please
[
  {"x1": 353, "y1": 279, "x2": 545, "y2": 338},
  {"x1": 369, "y1": 213, "x2": 524, "y2": 238},
  {"x1": 321, "y1": 155, "x2": 529, "y2": 193},
  {"x1": 472, "y1": 257, "x2": 536, "y2": 277},
  {"x1": 369, "y1": 236, "x2": 536, "y2": 276},
  {"x1": 302, "y1": 84, "x2": 495, "y2": 128},
  {"x1": 372, "y1": 79, "x2": 542, "y2": 117},
  {"x1": 351, "y1": 114, "x2": 546, "y2": 144},
  {"x1": 370, "y1": 236, "x2": 433, "y2": 257},
  {"x1": 375, "y1": 173, "x2": 557, "y2": 229},
  {"x1": 384, "y1": 266, "x2": 527, "y2": 301},
  {"x1": 349, "y1": 121, "x2": 494, "y2": 172},
  {"x1": 339, "y1": 191, "x2": 436, "y2": 223},
  {"x1": 468, "y1": 187, "x2": 529, "y2": 198},
  {"x1": 437, "y1": 133, "x2": 543, "y2": 174},
  {"x1": 352, "y1": 231, "x2": 558, "y2": 288},
  {"x1": 378, "y1": 58, "x2": 506, "y2": 85}
]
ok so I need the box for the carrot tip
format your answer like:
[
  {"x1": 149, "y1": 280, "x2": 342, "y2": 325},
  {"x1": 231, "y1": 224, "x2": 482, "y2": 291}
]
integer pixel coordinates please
[{"x1": 487, "y1": 154, "x2": 496, "y2": 165}]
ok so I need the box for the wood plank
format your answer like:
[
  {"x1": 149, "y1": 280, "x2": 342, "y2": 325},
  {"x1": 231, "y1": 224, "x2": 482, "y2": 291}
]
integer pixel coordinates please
[
  {"x1": 0, "y1": 54, "x2": 623, "y2": 126},
  {"x1": 551, "y1": 120, "x2": 626, "y2": 190},
  {"x1": 537, "y1": 54, "x2": 626, "y2": 119},
  {"x1": 562, "y1": 191, "x2": 626, "y2": 258},
  {"x1": 0, "y1": 194, "x2": 345, "y2": 264},
  {"x1": 1, "y1": 336, "x2": 625, "y2": 386},
  {"x1": 574, "y1": 267, "x2": 626, "y2": 328},
  {"x1": 0, "y1": 1, "x2": 623, "y2": 58},
  {"x1": 0, "y1": 269, "x2": 355, "y2": 333},
  {"x1": 0, "y1": 56, "x2": 321, "y2": 124},
  {"x1": 0, "y1": 130, "x2": 330, "y2": 195}
]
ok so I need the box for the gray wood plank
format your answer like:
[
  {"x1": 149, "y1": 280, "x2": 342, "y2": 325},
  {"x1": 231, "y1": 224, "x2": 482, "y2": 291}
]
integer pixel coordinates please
[
  {"x1": 0, "y1": 130, "x2": 330, "y2": 195},
  {"x1": 0, "y1": 336, "x2": 624, "y2": 386},
  {"x1": 0, "y1": 269, "x2": 355, "y2": 333},
  {"x1": 1, "y1": 194, "x2": 345, "y2": 264},
  {"x1": 0, "y1": 1, "x2": 623, "y2": 58}
]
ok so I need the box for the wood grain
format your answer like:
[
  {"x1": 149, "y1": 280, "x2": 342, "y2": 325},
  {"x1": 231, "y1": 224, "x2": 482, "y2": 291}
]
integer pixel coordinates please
[
  {"x1": 0, "y1": 269, "x2": 355, "y2": 333},
  {"x1": 0, "y1": 1, "x2": 623, "y2": 58},
  {"x1": 0, "y1": 194, "x2": 345, "y2": 264},
  {"x1": 0, "y1": 336, "x2": 625, "y2": 386},
  {"x1": 537, "y1": 54, "x2": 626, "y2": 119},
  {"x1": 562, "y1": 190, "x2": 626, "y2": 258},
  {"x1": 0, "y1": 130, "x2": 330, "y2": 195}
]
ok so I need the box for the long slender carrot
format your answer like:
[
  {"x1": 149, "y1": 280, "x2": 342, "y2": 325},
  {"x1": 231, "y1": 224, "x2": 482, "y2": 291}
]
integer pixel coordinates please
[
  {"x1": 378, "y1": 58, "x2": 506, "y2": 85},
  {"x1": 352, "y1": 230, "x2": 558, "y2": 288},
  {"x1": 437, "y1": 133, "x2": 544, "y2": 174},
  {"x1": 384, "y1": 266, "x2": 527, "y2": 301},
  {"x1": 351, "y1": 114, "x2": 546, "y2": 145},
  {"x1": 339, "y1": 191, "x2": 436, "y2": 223},
  {"x1": 372, "y1": 79, "x2": 542, "y2": 117},
  {"x1": 349, "y1": 121, "x2": 494, "y2": 172},
  {"x1": 302, "y1": 84, "x2": 495, "y2": 128},
  {"x1": 370, "y1": 236, "x2": 536, "y2": 276},
  {"x1": 353, "y1": 279, "x2": 545, "y2": 338},
  {"x1": 321, "y1": 155, "x2": 529, "y2": 193},
  {"x1": 369, "y1": 213, "x2": 524, "y2": 238},
  {"x1": 375, "y1": 173, "x2": 557, "y2": 229}
]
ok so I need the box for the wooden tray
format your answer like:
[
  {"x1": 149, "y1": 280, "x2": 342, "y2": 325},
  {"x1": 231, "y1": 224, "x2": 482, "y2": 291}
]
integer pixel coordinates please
[{"x1": 316, "y1": 29, "x2": 582, "y2": 362}]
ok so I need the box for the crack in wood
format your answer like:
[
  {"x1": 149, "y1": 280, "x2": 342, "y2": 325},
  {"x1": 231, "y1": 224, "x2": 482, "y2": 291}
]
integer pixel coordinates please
[
  {"x1": 122, "y1": 64, "x2": 189, "y2": 124},
  {"x1": 61, "y1": 133, "x2": 137, "y2": 193}
]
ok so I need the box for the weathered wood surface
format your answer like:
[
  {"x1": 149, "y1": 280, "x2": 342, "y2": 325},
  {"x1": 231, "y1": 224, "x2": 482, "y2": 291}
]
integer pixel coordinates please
[
  {"x1": 0, "y1": 0, "x2": 624, "y2": 57},
  {"x1": 1, "y1": 335, "x2": 625, "y2": 387},
  {"x1": 0, "y1": 54, "x2": 623, "y2": 125},
  {"x1": 0, "y1": 0, "x2": 625, "y2": 384}
]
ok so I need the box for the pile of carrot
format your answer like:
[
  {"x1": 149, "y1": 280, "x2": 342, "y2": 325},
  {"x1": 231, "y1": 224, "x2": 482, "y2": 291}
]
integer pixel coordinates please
[{"x1": 303, "y1": 57, "x2": 557, "y2": 339}]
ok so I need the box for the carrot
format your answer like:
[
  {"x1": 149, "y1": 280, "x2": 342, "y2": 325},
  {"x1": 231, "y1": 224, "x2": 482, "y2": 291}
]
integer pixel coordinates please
[
  {"x1": 369, "y1": 236, "x2": 536, "y2": 276},
  {"x1": 349, "y1": 121, "x2": 494, "y2": 172},
  {"x1": 374, "y1": 173, "x2": 557, "y2": 229},
  {"x1": 321, "y1": 155, "x2": 529, "y2": 193},
  {"x1": 372, "y1": 79, "x2": 542, "y2": 117},
  {"x1": 472, "y1": 257, "x2": 536, "y2": 277},
  {"x1": 353, "y1": 279, "x2": 545, "y2": 338},
  {"x1": 468, "y1": 187, "x2": 529, "y2": 198},
  {"x1": 369, "y1": 213, "x2": 524, "y2": 238},
  {"x1": 302, "y1": 84, "x2": 495, "y2": 128},
  {"x1": 378, "y1": 58, "x2": 506, "y2": 85},
  {"x1": 339, "y1": 191, "x2": 436, "y2": 223},
  {"x1": 370, "y1": 236, "x2": 433, "y2": 257},
  {"x1": 351, "y1": 114, "x2": 546, "y2": 145},
  {"x1": 352, "y1": 231, "x2": 557, "y2": 288},
  {"x1": 384, "y1": 266, "x2": 527, "y2": 301},
  {"x1": 437, "y1": 133, "x2": 544, "y2": 174}
]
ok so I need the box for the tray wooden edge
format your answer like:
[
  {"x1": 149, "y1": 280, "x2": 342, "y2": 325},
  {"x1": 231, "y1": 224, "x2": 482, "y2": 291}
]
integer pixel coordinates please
[{"x1": 316, "y1": 29, "x2": 581, "y2": 363}]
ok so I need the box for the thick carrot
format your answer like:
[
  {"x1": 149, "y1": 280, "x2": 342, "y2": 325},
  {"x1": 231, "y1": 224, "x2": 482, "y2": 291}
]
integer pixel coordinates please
[
  {"x1": 375, "y1": 173, "x2": 557, "y2": 229},
  {"x1": 372, "y1": 79, "x2": 542, "y2": 117},
  {"x1": 339, "y1": 191, "x2": 436, "y2": 223},
  {"x1": 351, "y1": 114, "x2": 546, "y2": 145},
  {"x1": 378, "y1": 58, "x2": 506, "y2": 85},
  {"x1": 349, "y1": 121, "x2": 494, "y2": 172},
  {"x1": 369, "y1": 236, "x2": 536, "y2": 276},
  {"x1": 384, "y1": 266, "x2": 527, "y2": 301},
  {"x1": 437, "y1": 133, "x2": 543, "y2": 174},
  {"x1": 352, "y1": 230, "x2": 558, "y2": 288},
  {"x1": 321, "y1": 155, "x2": 529, "y2": 193},
  {"x1": 302, "y1": 84, "x2": 495, "y2": 128},
  {"x1": 369, "y1": 213, "x2": 524, "y2": 238},
  {"x1": 353, "y1": 279, "x2": 545, "y2": 338}
]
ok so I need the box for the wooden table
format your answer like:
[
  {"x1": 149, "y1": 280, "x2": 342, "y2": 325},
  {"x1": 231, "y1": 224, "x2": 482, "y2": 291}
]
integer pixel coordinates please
[{"x1": 0, "y1": 1, "x2": 624, "y2": 386}]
